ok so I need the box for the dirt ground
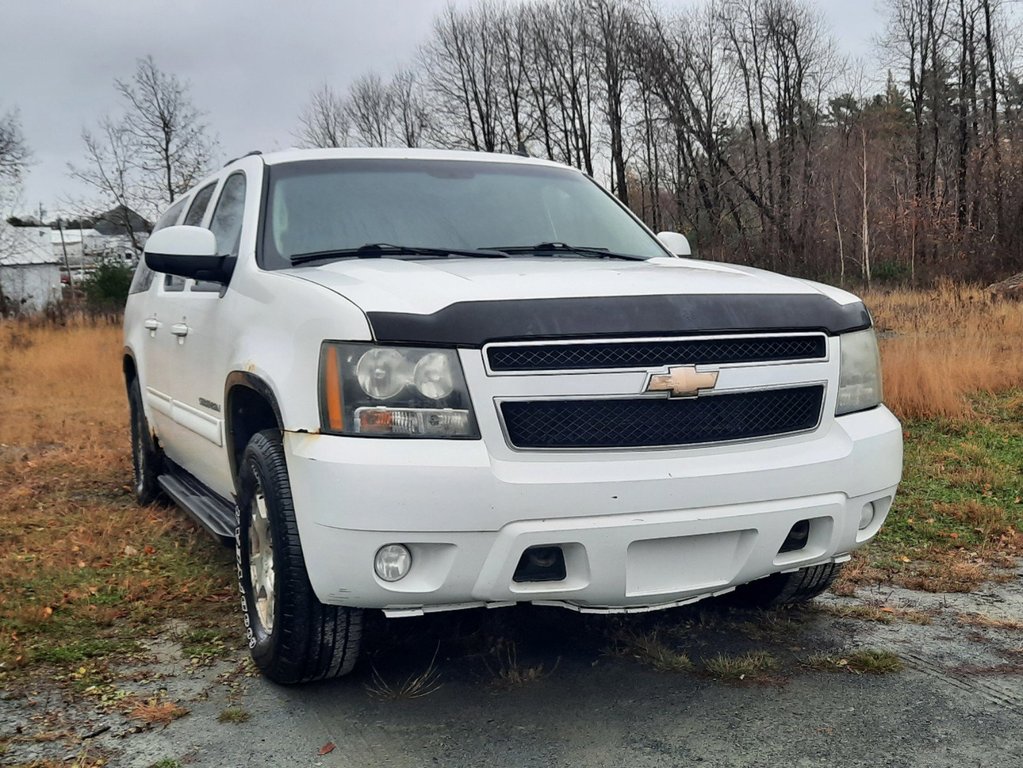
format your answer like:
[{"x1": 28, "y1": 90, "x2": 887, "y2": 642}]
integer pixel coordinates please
[{"x1": 2, "y1": 571, "x2": 1021, "y2": 768}]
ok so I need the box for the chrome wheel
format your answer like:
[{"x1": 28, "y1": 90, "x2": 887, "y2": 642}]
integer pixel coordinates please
[{"x1": 248, "y1": 482, "x2": 276, "y2": 633}]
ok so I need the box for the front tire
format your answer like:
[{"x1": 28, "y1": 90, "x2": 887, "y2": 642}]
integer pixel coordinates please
[
  {"x1": 236, "y1": 429, "x2": 363, "y2": 684},
  {"x1": 733, "y1": 562, "x2": 844, "y2": 607},
  {"x1": 128, "y1": 378, "x2": 162, "y2": 505}
]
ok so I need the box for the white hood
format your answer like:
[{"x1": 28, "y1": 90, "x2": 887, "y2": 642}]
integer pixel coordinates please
[{"x1": 285, "y1": 256, "x2": 844, "y2": 315}]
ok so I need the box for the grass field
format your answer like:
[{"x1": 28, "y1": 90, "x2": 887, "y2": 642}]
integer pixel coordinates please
[
  {"x1": 0, "y1": 287, "x2": 1020, "y2": 679},
  {"x1": 0, "y1": 319, "x2": 236, "y2": 680}
]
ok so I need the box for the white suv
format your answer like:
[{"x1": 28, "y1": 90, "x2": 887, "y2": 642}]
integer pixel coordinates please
[{"x1": 123, "y1": 148, "x2": 902, "y2": 684}]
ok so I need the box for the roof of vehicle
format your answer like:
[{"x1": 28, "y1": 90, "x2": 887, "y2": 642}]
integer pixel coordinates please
[{"x1": 252, "y1": 147, "x2": 577, "y2": 171}]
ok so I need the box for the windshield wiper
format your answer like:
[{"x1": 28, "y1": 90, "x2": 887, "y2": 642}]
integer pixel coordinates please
[
  {"x1": 290, "y1": 243, "x2": 508, "y2": 266},
  {"x1": 484, "y1": 242, "x2": 648, "y2": 261}
]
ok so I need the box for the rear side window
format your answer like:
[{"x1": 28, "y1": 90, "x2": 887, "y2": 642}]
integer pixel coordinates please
[
  {"x1": 152, "y1": 197, "x2": 188, "y2": 233},
  {"x1": 209, "y1": 173, "x2": 247, "y2": 258},
  {"x1": 129, "y1": 197, "x2": 188, "y2": 294},
  {"x1": 183, "y1": 183, "x2": 217, "y2": 227}
]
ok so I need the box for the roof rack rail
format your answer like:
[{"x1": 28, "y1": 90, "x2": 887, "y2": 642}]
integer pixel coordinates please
[{"x1": 223, "y1": 150, "x2": 263, "y2": 168}]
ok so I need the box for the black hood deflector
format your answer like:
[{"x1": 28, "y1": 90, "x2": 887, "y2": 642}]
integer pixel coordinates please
[{"x1": 366, "y1": 294, "x2": 871, "y2": 347}]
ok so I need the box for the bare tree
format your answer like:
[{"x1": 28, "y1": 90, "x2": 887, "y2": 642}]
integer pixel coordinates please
[
  {"x1": 347, "y1": 72, "x2": 395, "y2": 147},
  {"x1": 421, "y1": 3, "x2": 501, "y2": 151},
  {"x1": 0, "y1": 107, "x2": 31, "y2": 311},
  {"x1": 69, "y1": 57, "x2": 217, "y2": 246},
  {"x1": 295, "y1": 84, "x2": 350, "y2": 148},
  {"x1": 68, "y1": 117, "x2": 147, "y2": 252},
  {"x1": 391, "y1": 69, "x2": 431, "y2": 148},
  {"x1": 591, "y1": 0, "x2": 636, "y2": 204},
  {"x1": 114, "y1": 55, "x2": 217, "y2": 205},
  {"x1": 0, "y1": 107, "x2": 30, "y2": 186}
]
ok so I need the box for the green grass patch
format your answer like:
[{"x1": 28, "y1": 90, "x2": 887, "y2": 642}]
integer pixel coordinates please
[
  {"x1": 611, "y1": 628, "x2": 694, "y2": 673},
  {"x1": 863, "y1": 391, "x2": 1023, "y2": 573},
  {"x1": 32, "y1": 637, "x2": 137, "y2": 665},
  {"x1": 806, "y1": 649, "x2": 903, "y2": 675},
  {"x1": 703, "y1": 650, "x2": 778, "y2": 680},
  {"x1": 217, "y1": 707, "x2": 251, "y2": 724}
]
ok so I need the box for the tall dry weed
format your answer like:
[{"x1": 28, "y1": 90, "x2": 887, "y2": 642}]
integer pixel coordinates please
[{"x1": 865, "y1": 282, "x2": 1023, "y2": 421}]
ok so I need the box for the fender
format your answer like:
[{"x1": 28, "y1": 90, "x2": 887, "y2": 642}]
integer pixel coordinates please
[{"x1": 224, "y1": 371, "x2": 285, "y2": 485}]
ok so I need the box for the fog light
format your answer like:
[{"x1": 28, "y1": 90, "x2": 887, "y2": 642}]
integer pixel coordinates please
[
  {"x1": 859, "y1": 502, "x2": 876, "y2": 530},
  {"x1": 374, "y1": 544, "x2": 412, "y2": 582},
  {"x1": 513, "y1": 545, "x2": 567, "y2": 583},
  {"x1": 779, "y1": 520, "x2": 811, "y2": 553}
]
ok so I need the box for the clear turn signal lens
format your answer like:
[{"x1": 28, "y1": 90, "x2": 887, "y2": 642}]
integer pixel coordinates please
[{"x1": 356, "y1": 407, "x2": 472, "y2": 436}]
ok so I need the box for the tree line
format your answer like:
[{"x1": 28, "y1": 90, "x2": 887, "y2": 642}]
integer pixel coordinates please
[
  {"x1": 296, "y1": 0, "x2": 1022, "y2": 284},
  {"x1": 5, "y1": 0, "x2": 1023, "y2": 286}
]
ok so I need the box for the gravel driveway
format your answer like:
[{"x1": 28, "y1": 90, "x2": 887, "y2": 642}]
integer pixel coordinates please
[{"x1": 3, "y1": 575, "x2": 1021, "y2": 768}]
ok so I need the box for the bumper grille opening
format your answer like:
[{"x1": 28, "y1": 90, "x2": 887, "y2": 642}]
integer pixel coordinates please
[
  {"x1": 779, "y1": 520, "x2": 811, "y2": 553},
  {"x1": 501, "y1": 385, "x2": 825, "y2": 450},
  {"x1": 513, "y1": 546, "x2": 567, "y2": 583}
]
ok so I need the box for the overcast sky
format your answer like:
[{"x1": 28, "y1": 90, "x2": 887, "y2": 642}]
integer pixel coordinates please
[{"x1": 0, "y1": 0, "x2": 883, "y2": 218}]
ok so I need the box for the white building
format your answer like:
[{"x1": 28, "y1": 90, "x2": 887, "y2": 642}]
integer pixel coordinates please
[
  {"x1": 51, "y1": 228, "x2": 138, "y2": 269},
  {"x1": 0, "y1": 224, "x2": 63, "y2": 314}
]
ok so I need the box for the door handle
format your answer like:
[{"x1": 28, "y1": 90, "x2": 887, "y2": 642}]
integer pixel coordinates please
[
  {"x1": 143, "y1": 318, "x2": 161, "y2": 331},
  {"x1": 170, "y1": 323, "x2": 190, "y2": 338}
]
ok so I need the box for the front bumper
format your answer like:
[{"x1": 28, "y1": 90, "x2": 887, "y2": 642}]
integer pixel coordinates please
[{"x1": 286, "y1": 407, "x2": 902, "y2": 614}]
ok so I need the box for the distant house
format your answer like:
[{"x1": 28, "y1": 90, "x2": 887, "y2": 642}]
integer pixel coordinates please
[
  {"x1": 94, "y1": 204, "x2": 152, "y2": 239},
  {"x1": 54, "y1": 205, "x2": 151, "y2": 266},
  {"x1": 0, "y1": 223, "x2": 63, "y2": 313}
]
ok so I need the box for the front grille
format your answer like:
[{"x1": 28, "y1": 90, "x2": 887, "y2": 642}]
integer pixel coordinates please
[
  {"x1": 487, "y1": 335, "x2": 826, "y2": 372},
  {"x1": 500, "y1": 385, "x2": 825, "y2": 449}
]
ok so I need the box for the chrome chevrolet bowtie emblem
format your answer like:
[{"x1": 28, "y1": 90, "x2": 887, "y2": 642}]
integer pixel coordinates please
[{"x1": 646, "y1": 365, "x2": 719, "y2": 398}]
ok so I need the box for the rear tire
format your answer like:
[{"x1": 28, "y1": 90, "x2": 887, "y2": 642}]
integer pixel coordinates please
[
  {"x1": 733, "y1": 562, "x2": 844, "y2": 607},
  {"x1": 236, "y1": 429, "x2": 363, "y2": 684},
  {"x1": 128, "y1": 378, "x2": 162, "y2": 505}
]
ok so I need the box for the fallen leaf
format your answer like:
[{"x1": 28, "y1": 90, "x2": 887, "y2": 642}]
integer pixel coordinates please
[
  {"x1": 143, "y1": 545, "x2": 156, "y2": 555},
  {"x1": 319, "y1": 742, "x2": 336, "y2": 755},
  {"x1": 123, "y1": 545, "x2": 138, "y2": 557}
]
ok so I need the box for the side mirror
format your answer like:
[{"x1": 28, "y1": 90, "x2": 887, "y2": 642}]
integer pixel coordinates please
[
  {"x1": 144, "y1": 225, "x2": 234, "y2": 282},
  {"x1": 657, "y1": 231, "x2": 692, "y2": 257}
]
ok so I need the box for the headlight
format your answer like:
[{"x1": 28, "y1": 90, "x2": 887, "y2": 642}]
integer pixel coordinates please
[
  {"x1": 319, "y1": 342, "x2": 479, "y2": 438},
  {"x1": 836, "y1": 328, "x2": 883, "y2": 416}
]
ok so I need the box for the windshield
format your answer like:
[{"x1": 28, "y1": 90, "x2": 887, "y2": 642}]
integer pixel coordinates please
[{"x1": 260, "y1": 158, "x2": 668, "y2": 268}]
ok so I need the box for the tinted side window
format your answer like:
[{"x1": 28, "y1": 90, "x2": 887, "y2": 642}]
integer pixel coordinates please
[
  {"x1": 183, "y1": 183, "x2": 217, "y2": 227},
  {"x1": 153, "y1": 198, "x2": 188, "y2": 233},
  {"x1": 129, "y1": 197, "x2": 187, "y2": 294},
  {"x1": 209, "y1": 173, "x2": 247, "y2": 258}
]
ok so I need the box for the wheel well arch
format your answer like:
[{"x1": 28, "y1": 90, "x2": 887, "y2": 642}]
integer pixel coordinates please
[
  {"x1": 123, "y1": 348, "x2": 137, "y2": 389},
  {"x1": 225, "y1": 372, "x2": 284, "y2": 490}
]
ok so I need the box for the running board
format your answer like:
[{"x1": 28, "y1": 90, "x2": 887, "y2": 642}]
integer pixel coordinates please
[{"x1": 157, "y1": 468, "x2": 236, "y2": 542}]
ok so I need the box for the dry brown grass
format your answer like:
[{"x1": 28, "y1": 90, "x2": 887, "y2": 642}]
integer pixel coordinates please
[
  {"x1": 954, "y1": 612, "x2": 1023, "y2": 632},
  {"x1": 896, "y1": 554, "x2": 1003, "y2": 593},
  {"x1": 125, "y1": 696, "x2": 189, "y2": 726},
  {"x1": 0, "y1": 318, "x2": 235, "y2": 674},
  {"x1": 865, "y1": 281, "x2": 1023, "y2": 421}
]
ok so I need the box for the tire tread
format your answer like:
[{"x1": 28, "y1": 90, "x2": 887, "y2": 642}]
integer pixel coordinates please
[{"x1": 238, "y1": 430, "x2": 362, "y2": 684}]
